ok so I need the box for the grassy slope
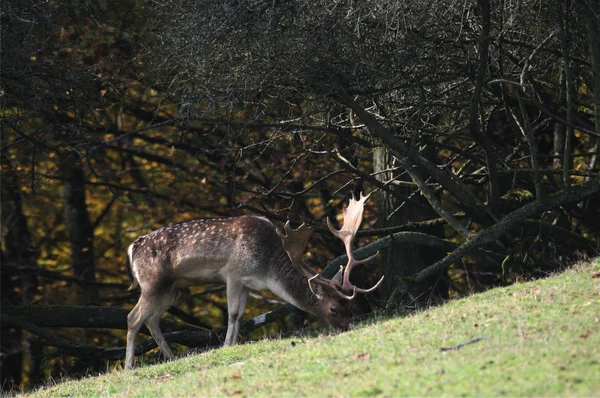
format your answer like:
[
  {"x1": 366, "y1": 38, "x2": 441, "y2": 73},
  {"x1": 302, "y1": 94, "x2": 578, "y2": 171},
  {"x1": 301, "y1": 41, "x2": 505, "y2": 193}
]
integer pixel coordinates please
[{"x1": 29, "y1": 259, "x2": 600, "y2": 397}]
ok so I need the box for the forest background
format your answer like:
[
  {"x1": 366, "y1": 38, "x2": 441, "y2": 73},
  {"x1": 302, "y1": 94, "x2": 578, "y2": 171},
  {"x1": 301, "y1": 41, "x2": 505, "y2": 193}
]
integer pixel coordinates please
[{"x1": 1, "y1": 0, "x2": 599, "y2": 391}]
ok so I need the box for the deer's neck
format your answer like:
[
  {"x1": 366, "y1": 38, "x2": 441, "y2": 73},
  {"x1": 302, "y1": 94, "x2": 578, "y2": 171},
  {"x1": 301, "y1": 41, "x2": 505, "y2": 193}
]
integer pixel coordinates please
[{"x1": 266, "y1": 253, "x2": 322, "y2": 316}]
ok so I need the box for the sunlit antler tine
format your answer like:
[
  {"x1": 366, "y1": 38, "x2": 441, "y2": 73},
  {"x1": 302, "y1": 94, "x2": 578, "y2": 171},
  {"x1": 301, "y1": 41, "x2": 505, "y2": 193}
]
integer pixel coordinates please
[
  {"x1": 352, "y1": 252, "x2": 380, "y2": 266},
  {"x1": 332, "y1": 285, "x2": 356, "y2": 300},
  {"x1": 342, "y1": 251, "x2": 380, "y2": 292},
  {"x1": 276, "y1": 222, "x2": 316, "y2": 280},
  {"x1": 326, "y1": 192, "x2": 371, "y2": 244},
  {"x1": 353, "y1": 275, "x2": 384, "y2": 294}
]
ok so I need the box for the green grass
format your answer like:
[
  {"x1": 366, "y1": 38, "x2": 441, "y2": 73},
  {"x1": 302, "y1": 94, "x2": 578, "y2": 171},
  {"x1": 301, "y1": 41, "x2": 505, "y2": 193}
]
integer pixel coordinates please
[{"x1": 27, "y1": 258, "x2": 600, "y2": 397}]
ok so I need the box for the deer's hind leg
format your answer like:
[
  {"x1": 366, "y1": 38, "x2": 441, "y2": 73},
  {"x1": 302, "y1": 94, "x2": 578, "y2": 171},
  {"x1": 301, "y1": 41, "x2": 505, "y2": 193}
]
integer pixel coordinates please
[
  {"x1": 145, "y1": 287, "x2": 179, "y2": 361},
  {"x1": 126, "y1": 285, "x2": 178, "y2": 369}
]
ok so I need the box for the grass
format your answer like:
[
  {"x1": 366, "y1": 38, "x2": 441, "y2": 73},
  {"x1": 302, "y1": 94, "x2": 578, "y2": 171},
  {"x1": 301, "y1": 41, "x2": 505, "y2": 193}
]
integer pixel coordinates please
[{"x1": 26, "y1": 258, "x2": 600, "y2": 397}]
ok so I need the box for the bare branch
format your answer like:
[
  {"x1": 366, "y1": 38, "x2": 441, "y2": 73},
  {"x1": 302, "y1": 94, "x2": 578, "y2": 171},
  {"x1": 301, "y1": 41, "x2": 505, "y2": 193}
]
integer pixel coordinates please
[{"x1": 413, "y1": 181, "x2": 600, "y2": 283}]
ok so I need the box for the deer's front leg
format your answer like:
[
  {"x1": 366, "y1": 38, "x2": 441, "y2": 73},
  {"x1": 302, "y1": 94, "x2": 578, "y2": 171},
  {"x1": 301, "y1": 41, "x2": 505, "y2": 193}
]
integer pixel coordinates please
[{"x1": 224, "y1": 277, "x2": 249, "y2": 346}]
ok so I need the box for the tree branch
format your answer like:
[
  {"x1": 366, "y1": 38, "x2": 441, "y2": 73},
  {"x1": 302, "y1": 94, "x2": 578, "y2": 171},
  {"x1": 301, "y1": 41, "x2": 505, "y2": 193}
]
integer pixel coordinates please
[
  {"x1": 336, "y1": 89, "x2": 495, "y2": 226},
  {"x1": 0, "y1": 304, "x2": 300, "y2": 362},
  {"x1": 413, "y1": 181, "x2": 600, "y2": 283}
]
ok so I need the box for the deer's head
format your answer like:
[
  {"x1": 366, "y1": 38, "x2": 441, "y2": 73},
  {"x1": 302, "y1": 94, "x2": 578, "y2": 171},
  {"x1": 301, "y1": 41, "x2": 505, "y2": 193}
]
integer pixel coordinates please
[{"x1": 276, "y1": 192, "x2": 384, "y2": 330}]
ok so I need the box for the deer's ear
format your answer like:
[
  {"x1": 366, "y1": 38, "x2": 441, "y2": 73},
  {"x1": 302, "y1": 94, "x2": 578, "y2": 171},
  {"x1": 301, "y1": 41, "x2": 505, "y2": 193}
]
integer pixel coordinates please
[
  {"x1": 311, "y1": 283, "x2": 325, "y2": 299},
  {"x1": 331, "y1": 265, "x2": 344, "y2": 288}
]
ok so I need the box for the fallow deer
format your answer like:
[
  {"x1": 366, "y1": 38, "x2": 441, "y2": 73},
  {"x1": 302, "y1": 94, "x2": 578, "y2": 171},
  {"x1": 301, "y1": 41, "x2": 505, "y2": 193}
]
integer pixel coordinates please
[{"x1": 124, "y1": 193, "x2": 383, "y2": 369}]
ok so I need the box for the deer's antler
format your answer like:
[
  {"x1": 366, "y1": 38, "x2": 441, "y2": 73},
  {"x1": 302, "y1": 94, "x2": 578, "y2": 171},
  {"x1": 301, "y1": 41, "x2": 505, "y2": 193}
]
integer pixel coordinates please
[
  {"x1": 327, "y1": 192, "x2": 384, "y2": 293},
  {"x1": 277, "y1": 222, "x2": 355, "y2": 300},
  {"x1": 278, "y1": 192, "x2": 383, "y2": 301},
  {"x1": 276, "y1": 222, "x2": 317, "y2": 280}
]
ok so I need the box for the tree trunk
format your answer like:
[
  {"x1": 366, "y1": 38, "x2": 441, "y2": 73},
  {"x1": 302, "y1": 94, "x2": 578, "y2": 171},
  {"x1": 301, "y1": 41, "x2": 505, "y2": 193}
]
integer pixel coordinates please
[
  {"x1": 585, "y1": 4, "x2": 600, "y2": 134},
  {"x1": 372, "y1": 146, "x2": 444, "y2": 306},
  {"x1": 0, "y1": 154, "x2": 39, "y2": 391},
  {"x1": 62, "y1": 156, "x2": 96, "y2": 304}
]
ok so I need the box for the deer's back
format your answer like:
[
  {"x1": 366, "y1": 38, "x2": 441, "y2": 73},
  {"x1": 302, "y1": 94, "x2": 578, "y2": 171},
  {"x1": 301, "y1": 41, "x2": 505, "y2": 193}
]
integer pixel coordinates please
[{"x1": 128, "y1": 215, "x2": 284, "y2": 289}]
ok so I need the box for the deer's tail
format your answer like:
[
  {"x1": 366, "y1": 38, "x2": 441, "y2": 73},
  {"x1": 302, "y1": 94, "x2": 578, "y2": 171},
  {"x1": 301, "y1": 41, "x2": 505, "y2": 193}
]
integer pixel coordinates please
[{"x1": 126, "y1": 244, "x2": 139, "y2": 291}]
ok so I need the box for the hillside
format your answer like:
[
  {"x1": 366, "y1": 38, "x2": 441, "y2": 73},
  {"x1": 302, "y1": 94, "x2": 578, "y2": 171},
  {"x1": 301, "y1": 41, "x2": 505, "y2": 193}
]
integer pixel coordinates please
[{"x1": 27, "y1": 258, "x2": 600, "y2": 397}]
